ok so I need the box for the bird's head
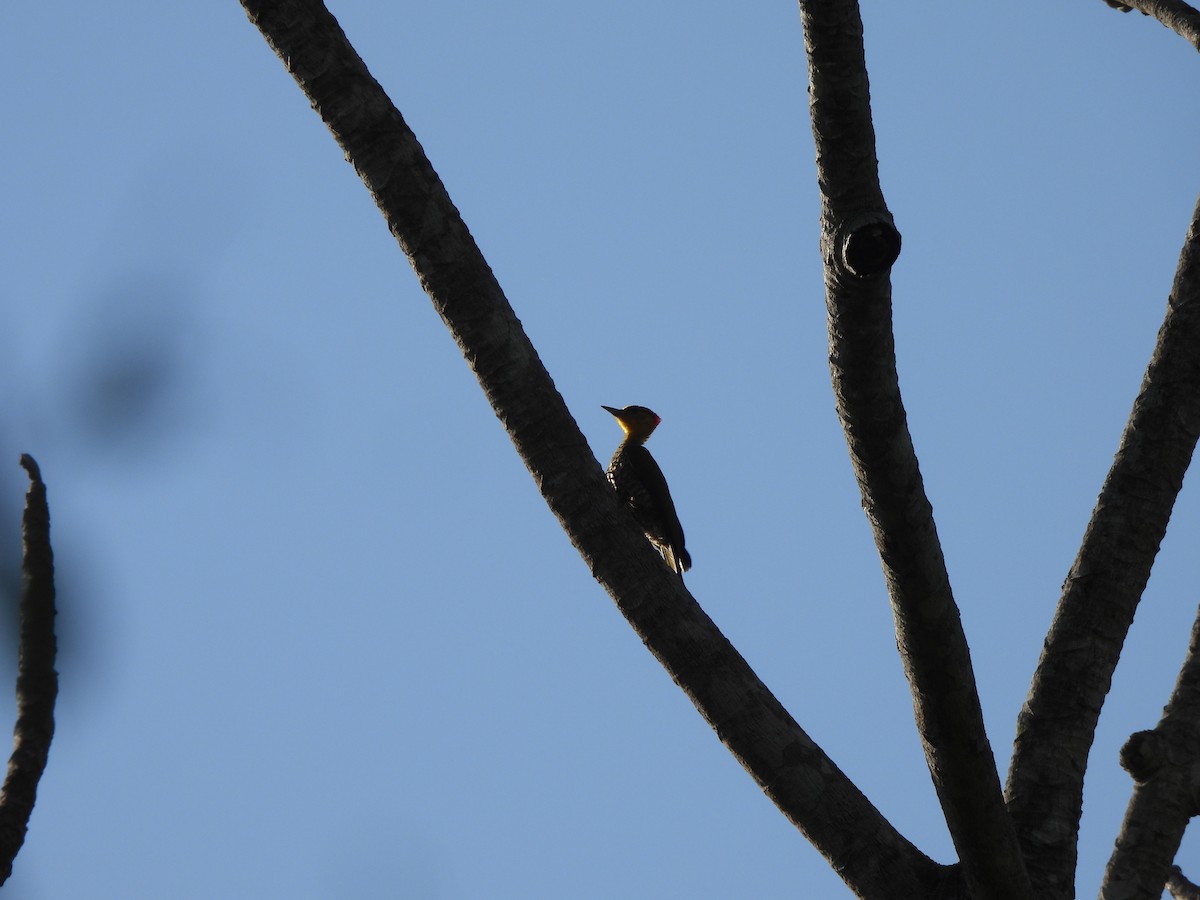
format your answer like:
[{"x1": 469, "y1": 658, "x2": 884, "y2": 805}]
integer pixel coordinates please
[{"x1": 602, "y1": 405, "x2": 661, "y2": 442}]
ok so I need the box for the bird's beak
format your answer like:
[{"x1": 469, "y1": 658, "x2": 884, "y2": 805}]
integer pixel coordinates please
[{"x1": 601, "y1": 405, "x2": 621, "y2": 417}]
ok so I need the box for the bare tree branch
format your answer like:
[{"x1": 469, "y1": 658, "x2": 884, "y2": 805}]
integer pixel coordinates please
[
  {"x1": 1005, "y1": 192, "x2": 1200, "y2": 898},
  {"x1": 0, "y1": 456, "x2": 59, "y2": 884},
  {"x1": 1167, "y1": 866, "x2": 1200, "y2": 900},
  {"x1": 1101, "y1": 0, "x2": 1200, "y2": 51},
  {"x1": 1098, "y1": 600, "x2": 1200, "y2": 899},
  {"x1": 797, "y1": 2, "x2": 1029, "y2": 896},
  {"x1": 240, "y1": 1, "x2": 950, "y2": 895},
  {"x1": 1099, "y1": 602, "x2": 1200, "y2": 897}
]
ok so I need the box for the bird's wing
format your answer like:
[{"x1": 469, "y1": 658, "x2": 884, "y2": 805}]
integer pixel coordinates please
[{"x1": 630, "y1": 445, "x2": 688, "y2": 567}]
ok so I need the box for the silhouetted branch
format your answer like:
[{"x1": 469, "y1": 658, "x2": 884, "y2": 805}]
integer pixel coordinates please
[
  {"x1": 240, "y1": 2, "x2": 950, "y2": 895},
  {"x1": 1099, "y1": 601, "x2": 1200, "y2": 899},
  {"x1": 1167, "y1": 866, "x2": 1200, "y2": 900},
  {"x1": 0, "y1": 455, "x2": 59, "y2": 885},
  {"x1": 1101, "y1": 0, "x2": 1200, "y2": 50},
  {"x1": 798, "y1": 1, "x2": 1028, "y2": 896},
  {"x1": 1006, "y1": 191, "x2": 1200, "y2": 899}
]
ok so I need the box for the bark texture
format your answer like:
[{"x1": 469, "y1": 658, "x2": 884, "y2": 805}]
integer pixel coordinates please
[
  {"x1": 1102, "y1": 0, "x2": 1200, "y2": 49},
  {"x1": 1005, "y1": 193, "x2": 1200, "y2": 899},
  {"x1": 799, "y1": 2, "x2": 1029, "y2": 897}
]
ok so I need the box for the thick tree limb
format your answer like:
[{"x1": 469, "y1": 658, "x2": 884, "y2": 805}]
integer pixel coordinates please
[
  {"x1": 798, "y1": 2, "x2": 1029, "y2": 897},
  {"x1": 0, "y1": 456, "x2": 59, "y2": 884},
  {"x1": 1101, "y1": 0, "x2": 1200, "y2": 51},
  {"x1": 1005, "y1": 192, "x2": 1200, "y2": 898},
  {"x1": 240, "y1": 1, "x2": 950, "y2": 895},
  {"x1": 1099, "y1": 602, "x2": 1200, "y2": 899}
]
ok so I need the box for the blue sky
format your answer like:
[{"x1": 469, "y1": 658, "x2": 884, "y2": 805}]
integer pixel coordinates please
[{"x1": 2, "y1": 2, "x2": 1199, "y2": 897}]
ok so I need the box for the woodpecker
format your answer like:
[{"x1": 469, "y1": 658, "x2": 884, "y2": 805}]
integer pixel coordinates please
[{"x1": 602, "y1": 405, "x2": 691, "y2": 574}]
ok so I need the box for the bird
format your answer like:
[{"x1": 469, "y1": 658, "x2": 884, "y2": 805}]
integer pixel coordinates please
[{"x1": 602, "y1": 404, "x2": 691, "y2": 574}]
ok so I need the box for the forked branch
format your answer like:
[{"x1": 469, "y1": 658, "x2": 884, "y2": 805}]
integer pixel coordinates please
[
  {"x1": 241, "y1": 1, "x2": 948, "y2": 895},
  {"x1": 799, "y1": 1, "x2": 1028, "y2": 896}
]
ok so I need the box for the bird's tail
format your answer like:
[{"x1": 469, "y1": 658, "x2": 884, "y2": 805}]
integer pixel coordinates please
[{"x1": 666, "y1": 546, "x2": 692, "y2": 575}]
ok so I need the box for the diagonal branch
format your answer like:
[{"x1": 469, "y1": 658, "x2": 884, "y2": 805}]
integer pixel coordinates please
[
  {"x1": 240, "y1": 1, "x2": 948, "y2": 895},
  {"x1": 0, "y1": 456, "x2": 59, "y2": 885},
  {"x1": 1005, "y1": 191, "x2": 1200, "y2": 898},
  {"x1": 1099, "y1": 601, "x2": 1200, "y2": 899},
  {"x1": 1101, "y1": 0, "x2": 1200, "y2": 51},
  {"x1": 797, "y1": 2, "x2": 1028, "y2": 897}
]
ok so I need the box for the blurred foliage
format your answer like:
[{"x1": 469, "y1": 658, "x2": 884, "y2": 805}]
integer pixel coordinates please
[{"x1": 1, "y1": 271, "x2": 201, "y2": 712}]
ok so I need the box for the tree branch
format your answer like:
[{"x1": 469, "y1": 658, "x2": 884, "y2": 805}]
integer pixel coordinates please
[
  {"x1": 240, "y1": 1, "x2": 949, "y2": 895},
  {"x1": 0, "y1": 456, "x2": 59, "y2": 885},
  {"x1": 1099, "y1": 600, "x2": 1200, "y2": 899},
  {"x1": 798, "y1": 2, "x2": 1029, "y2": 897},
  {"x1": 1167, "y1": 866, "x2": 1200, "y2": 900},
  {"x1": 1005, "y1": 191, "x2": 1200, "y2": 898},
  {"x1": 1101, "y1": 0, "x2": 1200, "y2": 51}
]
